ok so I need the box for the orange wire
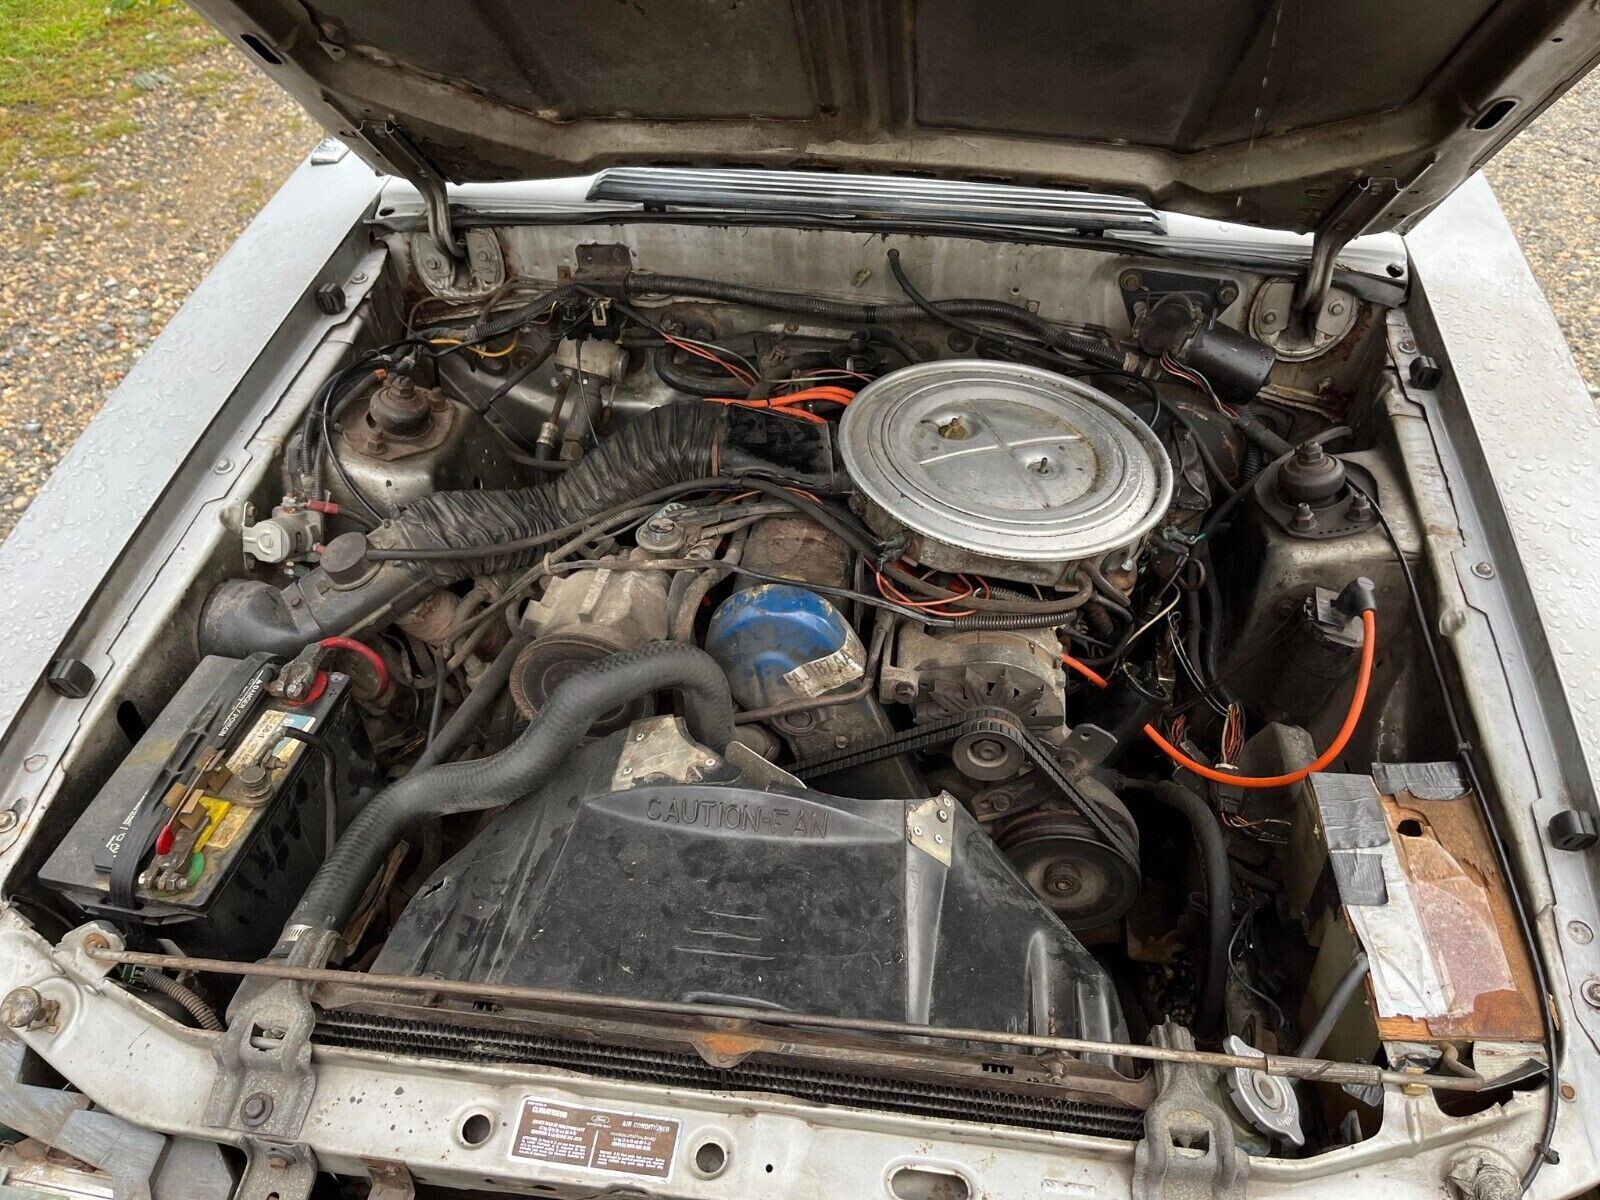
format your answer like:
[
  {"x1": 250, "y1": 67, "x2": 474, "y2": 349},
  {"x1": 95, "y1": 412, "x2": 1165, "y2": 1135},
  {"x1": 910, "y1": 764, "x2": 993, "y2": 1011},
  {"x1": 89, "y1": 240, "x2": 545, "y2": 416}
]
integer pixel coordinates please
[
  {"x1": 705, "y1": 398, "x2": 827, "y2": 423},
  {"x1": 703, "y1": 387, "x2": 855, "y2": 426},
  {"x1": 719, "y1": 486, "x2": 823, "y2": 504},
  {"x1": 663, "y1": 333, "x2": 757, "y2": 387},
  {"x1": 1142, "y1": 610, "x2": 1376, "y2": 789},
  {"x1": 873, "y1": 567, "x2": 977, "y2": 617},
  {"x1": 1062, "y1": 613, "x2": 1377, "y2": 789},
  {"x1": 770, "y1": 386, "x2": 855, "y2": 407},
  {"x1": 1060, "y1": 652, "x2": 1111, "y2": 690}
]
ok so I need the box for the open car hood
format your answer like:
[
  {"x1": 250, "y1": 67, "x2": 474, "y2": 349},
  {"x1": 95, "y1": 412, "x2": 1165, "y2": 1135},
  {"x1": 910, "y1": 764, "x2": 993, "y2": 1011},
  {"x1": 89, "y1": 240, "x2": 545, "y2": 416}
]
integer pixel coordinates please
[{"x1": 190, "y1": 0, "x2": 1600, "y2": 235}]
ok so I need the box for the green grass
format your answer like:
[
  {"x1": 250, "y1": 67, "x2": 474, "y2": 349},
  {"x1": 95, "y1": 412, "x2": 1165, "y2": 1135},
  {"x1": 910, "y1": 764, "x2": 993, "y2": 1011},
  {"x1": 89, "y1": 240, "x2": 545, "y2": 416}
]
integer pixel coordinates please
[{"x1": 0, "y1": 0, "x2": 220, "y2": 169}]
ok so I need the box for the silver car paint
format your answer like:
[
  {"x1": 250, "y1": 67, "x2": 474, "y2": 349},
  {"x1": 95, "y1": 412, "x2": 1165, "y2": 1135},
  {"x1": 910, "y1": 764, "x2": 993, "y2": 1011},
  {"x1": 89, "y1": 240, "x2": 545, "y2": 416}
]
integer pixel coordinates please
[{"x1": 0, "y1": 164, "x2": 1594, "y2": 1195}]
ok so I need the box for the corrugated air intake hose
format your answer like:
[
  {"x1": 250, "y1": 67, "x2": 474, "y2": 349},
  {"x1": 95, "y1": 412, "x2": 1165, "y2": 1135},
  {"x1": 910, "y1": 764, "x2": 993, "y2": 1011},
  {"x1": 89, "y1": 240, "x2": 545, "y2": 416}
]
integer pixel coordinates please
[{"x1": 198, "y1": 402, "x2": 836, "y2": 658}]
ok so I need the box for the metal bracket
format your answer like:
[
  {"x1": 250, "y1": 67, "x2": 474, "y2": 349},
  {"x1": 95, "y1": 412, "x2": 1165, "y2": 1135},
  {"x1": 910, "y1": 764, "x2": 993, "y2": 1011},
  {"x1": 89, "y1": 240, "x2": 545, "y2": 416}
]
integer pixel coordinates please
[
  {"x1": 236, "y1": 1142, "x2": 319, "y2": 1200},
  {"x1": 907, "y1": 792, "x2": 958, "y2": 865},
  {"x1": 415, "y1": 227, "x2": 505, "y2": 302},
  {"x1": 359, "y1": 121, "x2": 462, "y2": 260},
  {"x1": 205, "y1": 928, "x2": 339, "y2": 1160},
  {"x1": 1132, "y1": 1023, "x2": 1249, "y2": 1200},
  {"x1": 362, "y1": 1159, "x2": 416, "y2": 1200},
  {"x1": 1118, "y1": 267, "x2": 1242, "y2": 324},
  {"x1": 610, "y1": 715, "x2": 730, "y2": 790},
  {"x1": 1292, "y1": 176, "x2": 1403, "y2": 337}
]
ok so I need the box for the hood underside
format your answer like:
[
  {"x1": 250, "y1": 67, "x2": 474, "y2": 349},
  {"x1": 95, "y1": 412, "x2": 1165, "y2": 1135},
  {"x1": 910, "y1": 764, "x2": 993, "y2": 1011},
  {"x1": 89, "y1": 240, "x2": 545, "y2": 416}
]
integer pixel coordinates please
[{"x1": 191, "y1": 0, "x2": 1600, "y2": 234}]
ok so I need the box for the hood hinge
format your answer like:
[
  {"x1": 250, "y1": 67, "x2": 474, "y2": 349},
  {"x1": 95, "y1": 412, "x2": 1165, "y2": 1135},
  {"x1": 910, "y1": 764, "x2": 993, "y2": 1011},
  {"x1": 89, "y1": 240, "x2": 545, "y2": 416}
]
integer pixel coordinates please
[
  {"x1": 1292, "y1": 176, "x2": 1403, "y2": 336},
  {"x1": 358, "y1": 121, "x2": 463, "y2": 261}
]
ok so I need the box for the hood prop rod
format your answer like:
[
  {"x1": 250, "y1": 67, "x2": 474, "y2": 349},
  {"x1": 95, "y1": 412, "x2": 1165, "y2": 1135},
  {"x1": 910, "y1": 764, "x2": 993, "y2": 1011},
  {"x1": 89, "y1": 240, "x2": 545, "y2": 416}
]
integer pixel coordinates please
[
  {"x1": 359, "y1": 120, "x2": 463, "y2": 260},
  {"x1": 1292, "y1": 176, "x2": 1401, "y2": 338}
]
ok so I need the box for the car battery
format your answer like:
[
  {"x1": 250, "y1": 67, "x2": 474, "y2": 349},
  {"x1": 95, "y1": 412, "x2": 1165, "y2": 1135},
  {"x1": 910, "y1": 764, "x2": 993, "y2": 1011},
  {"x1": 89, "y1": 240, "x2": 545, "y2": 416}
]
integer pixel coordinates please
[{"x1": 41, "y1": 653, "x2": 375, "y2": 960}]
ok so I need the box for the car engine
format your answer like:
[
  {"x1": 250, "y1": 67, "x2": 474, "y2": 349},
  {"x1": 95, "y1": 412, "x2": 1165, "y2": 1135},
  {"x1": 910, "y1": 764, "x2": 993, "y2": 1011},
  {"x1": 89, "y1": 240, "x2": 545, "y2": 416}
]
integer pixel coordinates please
[{"x1": 18, "y1": 231, "x2": 1546, "y2": 1166}]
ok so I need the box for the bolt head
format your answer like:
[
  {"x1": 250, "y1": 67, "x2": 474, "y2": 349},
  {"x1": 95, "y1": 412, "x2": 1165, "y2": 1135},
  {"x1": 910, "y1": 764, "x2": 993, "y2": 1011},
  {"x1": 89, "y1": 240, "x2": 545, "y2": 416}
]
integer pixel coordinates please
[
  {"x1": 0, "y1": 811, "x2": 16, "y2": 833},
  {"x1": 1582, "y1": 978, "x2": 1600, "y2": 1008},
  {"x1": 1472, "y1": 561, "x2": 1496, "y2": 579},
  {"x1": 1044, "y1": 864, "x2": 1082, "y2": 896},
  {"x1": 1, "y1": 986, "x2": 44, "y2": 1029},
  {"x1": 240, "y1": 1092, "x2": 274, "y2": 1126},
  {"x1": 1294, "y1": 441, "x2": 1325, "y2": 465}
]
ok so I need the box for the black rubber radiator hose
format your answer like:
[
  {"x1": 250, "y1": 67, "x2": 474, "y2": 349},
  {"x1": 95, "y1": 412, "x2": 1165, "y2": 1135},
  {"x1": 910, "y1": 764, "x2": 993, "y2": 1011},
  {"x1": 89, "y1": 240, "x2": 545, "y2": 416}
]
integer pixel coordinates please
[
  {"x1": 200, "y1": 402, "x2": 836, "y2": 657},
  {"x1": 286, "y1": 641, "x2": 734, "y2": 943},
  {"x1": 1117, "y1": 777, "x2": 1233, "y2": 1036}
]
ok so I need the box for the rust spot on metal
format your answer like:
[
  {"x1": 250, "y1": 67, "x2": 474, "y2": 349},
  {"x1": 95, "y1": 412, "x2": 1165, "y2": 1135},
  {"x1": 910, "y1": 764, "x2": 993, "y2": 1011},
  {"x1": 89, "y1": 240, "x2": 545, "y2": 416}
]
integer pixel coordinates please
[
  {"x1": 691, "y1": 1029, "x2": 763, "y2": 1069},
  {"x1": 1373, "y1": 785, "x2": 1544, "y2": 1044}
]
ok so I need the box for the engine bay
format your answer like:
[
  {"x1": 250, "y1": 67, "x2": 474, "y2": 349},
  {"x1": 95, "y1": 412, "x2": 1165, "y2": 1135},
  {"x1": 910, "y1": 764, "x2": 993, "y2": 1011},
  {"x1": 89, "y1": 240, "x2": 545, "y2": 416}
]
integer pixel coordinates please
[{"x1": 11, "y1": 222, "x2": 1551, "y2": 1172}]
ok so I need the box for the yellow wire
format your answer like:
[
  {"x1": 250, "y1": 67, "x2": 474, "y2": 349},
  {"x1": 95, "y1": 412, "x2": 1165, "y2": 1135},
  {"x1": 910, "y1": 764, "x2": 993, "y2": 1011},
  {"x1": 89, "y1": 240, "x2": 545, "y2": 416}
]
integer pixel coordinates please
[{"x1": 427, "y1": 336, "x2": 519, "y2": 359}]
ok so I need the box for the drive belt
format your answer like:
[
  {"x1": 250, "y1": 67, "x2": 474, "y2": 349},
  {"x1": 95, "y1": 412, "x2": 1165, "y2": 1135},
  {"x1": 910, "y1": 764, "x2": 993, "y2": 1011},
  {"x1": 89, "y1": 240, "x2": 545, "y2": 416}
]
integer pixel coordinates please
[{"x1": 790, "y1": 705, "x2": 1137, "y2": 863}]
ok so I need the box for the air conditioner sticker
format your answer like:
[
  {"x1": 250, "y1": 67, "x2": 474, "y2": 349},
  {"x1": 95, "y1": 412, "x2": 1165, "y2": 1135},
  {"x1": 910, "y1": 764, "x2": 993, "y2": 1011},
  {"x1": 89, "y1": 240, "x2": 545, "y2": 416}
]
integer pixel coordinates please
[{"x1": 509, "y1": 1096, "x2": 679, "y2": 1181}]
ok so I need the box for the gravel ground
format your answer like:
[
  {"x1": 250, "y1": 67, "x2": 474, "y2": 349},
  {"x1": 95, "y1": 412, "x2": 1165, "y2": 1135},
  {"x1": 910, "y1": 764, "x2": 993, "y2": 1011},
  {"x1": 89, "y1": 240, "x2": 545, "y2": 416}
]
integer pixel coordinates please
[
  {"x1": 0, "y1": 48, "x2": 1593, "y2": 546},
  {"x1": 1485, "y1": 70, "x2": 1600, "y2": 393},
  {"x1": 0, "y1": 46, "x2": 314, "y2": 541}
]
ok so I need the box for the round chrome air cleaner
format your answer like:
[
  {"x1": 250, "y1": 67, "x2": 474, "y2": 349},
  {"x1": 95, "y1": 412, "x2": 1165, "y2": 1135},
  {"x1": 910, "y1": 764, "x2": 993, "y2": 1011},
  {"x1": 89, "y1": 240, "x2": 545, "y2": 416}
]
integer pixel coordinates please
[{"x1": 839, "y1": 361, "x2": 1173, "y2": 585}]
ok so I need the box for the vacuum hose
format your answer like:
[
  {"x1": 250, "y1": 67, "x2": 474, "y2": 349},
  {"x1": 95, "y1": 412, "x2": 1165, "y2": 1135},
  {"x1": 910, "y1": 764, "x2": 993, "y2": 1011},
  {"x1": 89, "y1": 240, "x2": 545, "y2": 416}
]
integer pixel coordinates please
[
  {"x1": 624, "y1": 273, "x2": 1124, "y2": 368},
  {"x1": 286, "y1": 642, "x2": 734, "y2": 943}
]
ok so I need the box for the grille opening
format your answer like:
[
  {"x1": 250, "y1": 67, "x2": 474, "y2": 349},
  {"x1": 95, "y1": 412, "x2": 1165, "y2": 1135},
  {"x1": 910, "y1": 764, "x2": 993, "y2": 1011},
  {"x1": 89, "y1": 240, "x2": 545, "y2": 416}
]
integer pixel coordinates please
[{"x1": 314, "y1": 1011, "x2": 1143, "y2": 1141}]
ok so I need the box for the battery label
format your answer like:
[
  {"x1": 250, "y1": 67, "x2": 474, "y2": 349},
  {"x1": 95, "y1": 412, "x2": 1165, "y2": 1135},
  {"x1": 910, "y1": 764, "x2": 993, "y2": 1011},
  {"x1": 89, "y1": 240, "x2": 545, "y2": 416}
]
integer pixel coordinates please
[
  {"x1": 508, "y1": 1097, "x2": 679, "y2": 1180},
  {"x1": 226, "y1": 710, "x2": 317, "y2": 778}
]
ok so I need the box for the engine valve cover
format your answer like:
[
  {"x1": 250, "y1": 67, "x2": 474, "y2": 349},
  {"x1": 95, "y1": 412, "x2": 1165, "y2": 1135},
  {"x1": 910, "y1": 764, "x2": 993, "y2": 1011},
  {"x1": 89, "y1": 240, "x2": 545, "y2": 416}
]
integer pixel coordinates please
[{"x1": 840, "y1": 361, "x2": 1173, "y2": 585}]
